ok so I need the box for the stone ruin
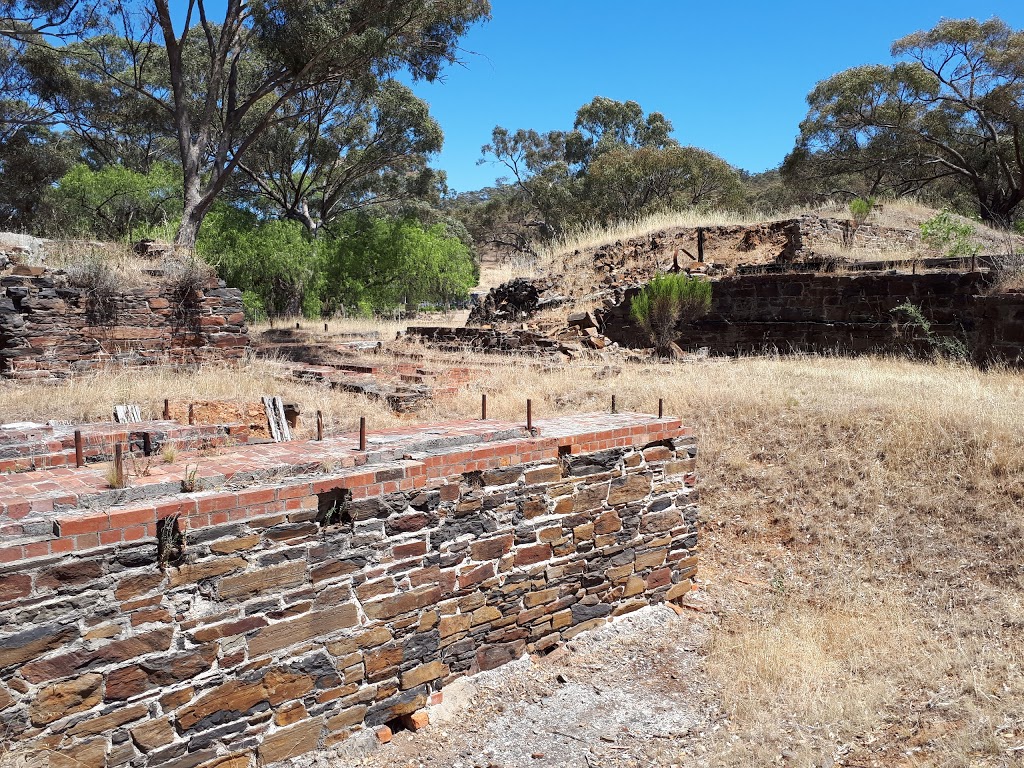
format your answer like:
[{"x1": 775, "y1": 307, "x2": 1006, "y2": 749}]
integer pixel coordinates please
[
  {"x1": 0, "y1": 264, "x2": 249, "y2": 379},
  {"x1": 0, "y1": 411, "x2": 697, "y2": 768}
]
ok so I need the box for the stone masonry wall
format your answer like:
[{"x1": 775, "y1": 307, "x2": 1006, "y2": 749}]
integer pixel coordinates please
[
  {"x1": 0, "y1": 272, "x2": 249, "y2": 379},
  {"x1": 602, "y1": 271, "x2": 1024, "y2": 364},
  {"x1": 0, "y1": 414, "x2": 696, "y2": 768}
]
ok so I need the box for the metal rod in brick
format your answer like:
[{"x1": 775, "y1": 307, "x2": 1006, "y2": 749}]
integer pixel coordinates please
[
  {"x1": 359, "y1": 417, "x2": 367, "y2": 451},
  {"x1": 659, "y1": 398, "x2": 664, "y2": 419},
  {"x1": 113, "y1": 444, "x2": 124, "y2": 487},
  {"x1": 481, "y1": 393, "x2": 487, "y2": 420},
  {"x1": 611, "y1": 395, "x2": 616, "y2": 413},
  {"x1": 324, "y1": 323, "x2": 328, "y2": 332},
  {"x1": 142, "y1": 432, "x2": 152, "y2": 457},
  {"x1": 527, "y1": 399, "x2": 533, "y2": 432},
  {"x1": 316, "y1": 411, "x2": 324, "y2": 441},
  {"x1": 163, "y1": 399, "x2": 170, "y2": 420},
  {"x1": 74, "y1": 430, "x2": 84, "y2": 467}
]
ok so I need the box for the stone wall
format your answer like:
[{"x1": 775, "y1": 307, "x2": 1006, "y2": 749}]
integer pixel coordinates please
[
  {"x1": 0, "y1": 414, "x2": 696, "y2": 768},
  {"x1": 0, "y1": 272, "x2": 249, "y2": 379},
  {"x1": 602, "y1": 271, "x2": 1024, "y2": 364}
]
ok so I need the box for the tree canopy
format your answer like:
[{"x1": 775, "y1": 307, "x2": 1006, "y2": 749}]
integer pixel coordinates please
[
  {"x1": 0, "y1": 0, "x2": 490, "y2": 246},
  {"x1": 786, "y1": 17, "x2": 1024, "y2": 223}
]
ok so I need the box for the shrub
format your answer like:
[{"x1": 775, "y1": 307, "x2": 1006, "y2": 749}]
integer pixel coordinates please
[
  {"x1": 890, "y1": 301, "x2": 969, "y2": 362},
  {"x1": 630, "y1": 273, "x2": 712, "y2": 355},
  {"x1": 920, "y1": 210, "x2": 980, "y2": 260}
]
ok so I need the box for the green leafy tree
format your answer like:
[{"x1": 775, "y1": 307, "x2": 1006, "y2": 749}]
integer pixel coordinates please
[
  {"x1": 45, "y1": 162, "x2": 182, "y2": 241},
  {"x1": 630, "y1": 274, "x2": 712, "y2": 356},
  {"x1": 197, "y1": 206, "x2": 322, "y2": 317},
  {"x1": 233, "y1": 79, "x2": 445, "y2": 235},
  {"x1": 1, "y1": 0, "x2": 490, "y2": 248},
  {"x1": 321, "y1": 215, "x2": 476, "y2": 312},
  {"x1": 586, "y1": 145, "x2": 743, "y2": 223},
  {"x1": 787, "y1": 17, "x2": 1024, "y2": 224}
]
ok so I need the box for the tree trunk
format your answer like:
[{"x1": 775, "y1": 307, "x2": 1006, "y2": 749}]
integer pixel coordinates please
[{"x1": 175, "y1": 169, "x2": 207, "y2": 250}]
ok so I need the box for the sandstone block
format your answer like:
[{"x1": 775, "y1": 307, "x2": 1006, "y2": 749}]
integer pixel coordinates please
[
  {"x1": 247, "y1": 604, "x2": 358, "y2": 657},
  {"x1": 470, "y1": 534, "x2": 513, "y2": 561},
  {"x1": 168, "y1": 557, "x2": 247, "y2": 588},
  {"x1": 594, "y1": 510, "x2": 622, "y2": 534},
  {"x1": 257, "y1": 717, "x2": 324, "y2": 764},
  {"x1": 218, "y1": 559, "x2": 306, "y2": 599},
  {"x1": 363, "y1": 586, "x2": 441, "y2": 622},
  {"x1": 401, "y1": 661, "x2": 447, "y2": 690},
  {"x1": 68, "y1": 702, "x2": 148, "y2": 736},
  {"x1": 131, "y1": 717, "x2": 176, "y2": 752},
  {"x1": 575, "y1": 482, "x2": 608, "y2": 511},
  {"x1": 30, "y1": 673, "x2": 102, "y2": 726},
  {"x1": 326, "y1": 705, "x2": 368, "y2": 732},
  {"x1": 608, "y1": 475, "x2": 651, "y2": 506},
  {"x1": 524, "y1": 465, "x2": 562, "y2": 485}
]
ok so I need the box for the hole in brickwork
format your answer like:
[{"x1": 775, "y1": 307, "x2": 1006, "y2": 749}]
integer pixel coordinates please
[
  {"x1": 156, "y1": 514, "x2": 185, "y2": 569},
  {"x1": 385, "y1": 716, "x2": 410, "y2": 735},
  {"x1": 317, "y1": 487, "x2": 352, "y2": 528}
]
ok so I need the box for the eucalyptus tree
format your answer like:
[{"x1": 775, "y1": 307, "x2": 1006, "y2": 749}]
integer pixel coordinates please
[
  {"x1": 788, "y1": 17, "x2": 1024, "y2": 224},
  {"x1": 0, "y1": 0, "x2": 490, "y2": 247},
  {"x1": 234, "y1": 78, "x2": 444, "y2": 236}
]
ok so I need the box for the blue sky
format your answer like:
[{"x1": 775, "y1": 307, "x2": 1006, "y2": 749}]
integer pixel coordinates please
[{"x1": 411, "y1": 1, "x2": 1024, "y2": 194}]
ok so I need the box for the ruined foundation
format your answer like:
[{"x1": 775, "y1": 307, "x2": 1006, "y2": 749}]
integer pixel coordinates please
[
  {"x1": 0, "y1": 271, "x2": 249, "y2": 379},
  {"x1": 0, "y1": 413, "x2": 697, "y2": 767}
]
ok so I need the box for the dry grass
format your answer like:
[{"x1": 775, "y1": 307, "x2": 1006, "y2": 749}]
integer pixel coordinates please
[
  {"x1": 248, "y1": 310, "x2": 470, "y2": 342},
  {"x1": 0, "y1": 358, "x2": 408, "y2": 437},
  {"x1": 538, "y1": 208, "x2": 770, "y2": 265},
  {"x1": 2, "y1": 352, "x2": 1022, "y2": 764}
]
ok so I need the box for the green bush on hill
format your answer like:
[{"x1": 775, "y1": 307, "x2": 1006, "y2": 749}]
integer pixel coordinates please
[{"x1": 630, "y1": 273, "x2": 712, "y2": 356}]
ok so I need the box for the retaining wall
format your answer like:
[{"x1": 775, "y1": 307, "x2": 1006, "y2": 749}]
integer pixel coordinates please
[
  {"x1": 603, "y1": 271, "x2": 1024, "y2": 363},
  {"x1": 0, "y1": 413, "x2": 696, "y2": 768},
  {"x1": 0, "y1": 272, "x2": 249, "y2": 379}
]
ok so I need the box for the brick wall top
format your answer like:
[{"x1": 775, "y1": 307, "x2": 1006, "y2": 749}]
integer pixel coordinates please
[{"x1": 0, "y1": 413, "x2": 689, "y2": 566}]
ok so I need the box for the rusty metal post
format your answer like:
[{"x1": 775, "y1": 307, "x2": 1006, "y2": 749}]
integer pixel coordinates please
[
  {"x1": 163, "y1": 399, "x2": 170, "y2": 420},
  {"x1": 526, "y1": 399, "x2": 533, "y2": 432},
  {"x1": 697, "y1": 228, "x2": 705, "y2": 262},
  {"x1": 359, "y1": 417, "x2": 367, "y2": 451},
  {"x1": 113, "y1": 444, "x2": 124, "y2": 487},
  {"x1": 481, "y1": 394, "x2": 487, "y2": 420},
  {"x1": 74, "y1": 430, "x2": 84, "y2": 468},
  {"x1": 188, "y1": 404, "x2": 195, "y2": 425},
  {"x1": 142, "y1": 432, "x2": 152, "y2": 457},
  {"x1": 316, "y1": 411, "x2": 324, "y2": 441},
  {"x1": 611, "y1": 395, "x2": 617, "y2": 414},
  {"x1": 324, "y1": 323, "x2": 329, "y2": 332},
  {"x1": 658, "y1": 398, "x2": 664, "y2": 419}
]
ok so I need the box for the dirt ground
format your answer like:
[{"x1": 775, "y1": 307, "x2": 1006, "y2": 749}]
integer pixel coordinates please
[{"x1": 327, "y1": 603, "x2": 718, "y2": 768}]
